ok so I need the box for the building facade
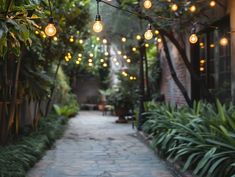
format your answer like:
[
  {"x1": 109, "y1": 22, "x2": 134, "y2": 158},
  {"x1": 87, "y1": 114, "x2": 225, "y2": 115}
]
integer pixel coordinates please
[{"x1": 159, "y1": 0, "x2": 234, "y2": 105}]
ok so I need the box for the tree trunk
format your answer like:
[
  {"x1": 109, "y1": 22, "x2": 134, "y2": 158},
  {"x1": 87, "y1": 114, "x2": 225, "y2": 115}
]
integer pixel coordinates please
[{"x1": 161, "y1": 35, "x2": 193, "y2": 107}]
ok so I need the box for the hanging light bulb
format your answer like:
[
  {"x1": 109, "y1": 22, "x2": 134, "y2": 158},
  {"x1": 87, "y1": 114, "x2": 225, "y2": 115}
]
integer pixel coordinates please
[
  {"x1": 45, "y1": 17, "x2": 57, "y2": 37},
  {"x1": 93, "y1": 0, "x2": 103, "y2": 33},
  {"x1": 209, "y1": 0, "x2": 216, "y2": 7},
  {"x1": 132, "y1": 47, "x2": 137, "y2": 52},
  {"x1": 144, "y1": 24, "x2": 153, "y2": 40},
  {"x1": 189, "y1": 5, "x2": 196, "y2": 12},
  {"x1": 189, "y1": 27, "x2": 198, "y2": 44},
  {"x1": 220, "y1": 37, "x2": 228, "y2": 46},
  {"x1": 136, "y1": 35, "x2": 142, "y2": 40},
  {"x1": 121, "y1": 37, "x2": 127, "y2": 42},
  {"x1": 189, "y1": 34, "x2": 198, "y2": 44},
  {"x1": 93, "y1": 15, "x2": 103, "y2": 33},
  {"x1": 143, "y1": 0, "x2": 152, "y2": 9},
  {"x1": 171, "y1": 4, "x2": 178, "y2": 11}
]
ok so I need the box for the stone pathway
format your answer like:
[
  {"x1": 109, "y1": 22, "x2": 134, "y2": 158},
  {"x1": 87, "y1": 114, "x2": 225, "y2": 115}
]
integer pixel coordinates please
[{"x1": 27, "y1": 111, "x2": 175, "y2": 177}]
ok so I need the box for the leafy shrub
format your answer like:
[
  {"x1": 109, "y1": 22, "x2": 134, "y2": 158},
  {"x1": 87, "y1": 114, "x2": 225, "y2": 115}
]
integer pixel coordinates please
[
  {"x1": 0, "y1": 114, "x2": 67, "y2": 177},
  {"x1": 143, "y1": 100, "x2": 235, "y2": 177},
  {"x1": 53, "y1": 93, "x2": 79, "y2": 118}
]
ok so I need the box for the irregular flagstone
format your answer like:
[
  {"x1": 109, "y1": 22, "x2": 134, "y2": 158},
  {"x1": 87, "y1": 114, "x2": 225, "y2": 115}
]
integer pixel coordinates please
[{"x1": 27, "y1": 111, "x2": 175, "y2": 177}]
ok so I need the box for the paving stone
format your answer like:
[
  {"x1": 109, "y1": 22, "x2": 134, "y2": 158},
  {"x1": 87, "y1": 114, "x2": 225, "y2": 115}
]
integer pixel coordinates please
[{"x1": 26, "y1": 111, "x2": 175, "y2": 177}]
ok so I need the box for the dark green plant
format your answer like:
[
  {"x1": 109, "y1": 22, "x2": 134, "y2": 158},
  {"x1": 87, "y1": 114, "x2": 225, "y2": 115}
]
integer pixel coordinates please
[
  {"x1": 0, "y1": 114, "x2": 68, "y2": 177},
  {"x1": 143, "y1": 100, "x2": 235, "y2": 177}
]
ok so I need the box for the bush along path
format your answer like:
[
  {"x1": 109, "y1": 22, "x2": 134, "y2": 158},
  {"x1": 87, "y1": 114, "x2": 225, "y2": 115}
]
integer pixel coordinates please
[
  {"x1": 27, "y1": 111, "x2": 175, "y2": 177},
  {"x1": 0, "y1": 114, "x2": 68, "y2": 177},
  {"x1": 142, "y1": 101, "x2": 235, "y2": 177}
]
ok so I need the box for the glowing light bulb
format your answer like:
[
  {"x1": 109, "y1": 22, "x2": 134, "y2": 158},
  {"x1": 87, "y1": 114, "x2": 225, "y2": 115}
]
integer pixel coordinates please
[
  {"x1": 89, "y1": 53, "x2": 94, "y2": 57},
  {"x1": 35, "y1": 30, "x2": 39, "y2": 35},
  {"x1": 127, "y1": 59, "x2": 131, "y2": 63},
  {"x1": 76, "y1": 61, "x2": 80, "y2": 64},
  {"x1": 100, "y1": 59, "x2": 104, "y2": 63},
  {"x1": 88, "y1": 59, "x2": 93, "y2": 63},
  {"x1": 210, "y1": 0, "x2": 216, "y2": 7},
  {"x1": 93, "y1": 15, "x2": 103, "y2": 33},
  {"x1": 155, "y1": 30, "x2": 159, "y2": 35},
  {"x1": 117, "y1": 51, "x2": 122, "y2": 55},
  {"x1": 105, "y1": 52, "x2": 109, "y2": 56},
  {"x1": 121, "y1": 37, "x2": 127, "y2": 42},
  {"x1": 103, "y1": 63, "x2": 108, "y2": 67},
  {"x1": 144, "y1": 29, "x2": 153, "y2": 40},
  {"x1": 220, "y1": 37, "x2": 228, "y2": 46},
  {"x1": 78, "y1": 53, "x2": 82, "y2": 57},
  {"x1": 143, "y1": 0, "x2": 152, "y2": 9},
  {"x1": 123, "y1": 55, "x2": 127, "y2": 59},
  {"x1": 69, "y1": 37, "x2": 74, "y2": 42},
  {"x1": 132, "y1": 47, "x2": 137, "y2": 52},
  {"x1": 103, "y1": 39, "x2": 107, "y2": 44},
  {"x1": 79, "y1": 39, "x2": 83, "y2": 44},
  {"x1": 157, "y1": 38, "x2": 162, "y2": 43},
  {"x1": 96, "y1": 37, "x2": 100, "y2": 41},
  {"x1": 136, "y1": 35, "x2": 141, "y2": 40},
  {"x1": 171, "y1": 4, "x2": 178, "y2": 11},
  {"x1": 53, "y1": 36, "x2": 58, "y2": 41},
  {"x1": 45, "y1": 22, "x2": 57, "y2": 37},
  {"x1": 189, "y1": 5, "x2": 196, "y2": 12},
  {"x1": 145, "y1": 43, "x2": 149, "y2": 48},
  {"x1": 189, "y1": 34, "x2": 198, "y2": 44}
]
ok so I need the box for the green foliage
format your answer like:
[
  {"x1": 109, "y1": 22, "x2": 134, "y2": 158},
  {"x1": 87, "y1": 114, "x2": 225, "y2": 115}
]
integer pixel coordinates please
[
  {"x1": 0, "y1": 114, "x2": 68, "y2": 177},
  {"x1": 105, "y1": 74, "x2": 138, "y2": 110},
  {"x1": 53, "y1": 93, "x2": 79, "y2": 118},
  {"x1": 143, "y1": 100, "x2": 235, "y2": 177}
]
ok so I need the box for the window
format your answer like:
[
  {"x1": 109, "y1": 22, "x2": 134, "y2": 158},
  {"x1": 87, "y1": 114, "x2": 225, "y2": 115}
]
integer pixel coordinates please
[{"x1": 192, "y1": 17, "x2": 231, "y2": 102}]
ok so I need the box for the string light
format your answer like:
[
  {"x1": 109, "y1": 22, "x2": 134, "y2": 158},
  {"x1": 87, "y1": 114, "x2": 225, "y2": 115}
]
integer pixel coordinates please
[
  {"x1": 45, "y1": 17, "x2": 57, "y2": 37},
  {"x1": 220, "y1": 37, "x2": 228, "y2": 46},
  {"x1": 117, "y1": 50, "x2": 122, "y2": 55},
  {"x1": 78, "y1": 53, "x2": 82, "y2": 57},
  {"x1": 105, "y1": 52, "x2": 109, "y2": 56},
  {"x1": 121, "y1": 37, "x2": 127, "y2": 42},
  {"x1": 69, "y1": 36, "x2": 74, "y2": 42},
  {"x1": 53, "y1": 36, "x2": 58, "y2": 41},
  {"x1": 157, "y1": 38, "x2": 162, "y2": 43},
  {"x1": 93, "y1": 0, "x2": 103, "y2": 33},
  {"x1": 143, "y1": 0, "x2": 152, "y2": 9},
  {"x1": 209, "y1": 0, "x2": 216, "y2": 7},
  {"x1": 189, "y1": 5, "x2": 196, "y2": 12},
  {"x1": 145, "y1": 43, "x2": 149, "y2": 48},
  {"x1": 96, "y1": 37, "x2": 100, "y2": 41},
  {"x1": 132, "y1": 47, "x2": 137, "y2": 52},
  {"x1": 171, "y1": 4, "x2": 178, "y2": 11},
  {"x1": 103, "y1": 63, "x2": 108, "y2": 67},
  {"x1": 76, "y1": 61, "x2": 80, "y2": 65},
  {"x1": 155, "y1": 30, "x2": 159, "y2": 35},
  {"x1": 79, "y1": 39, "x2": 84, "y2": 44},
  {"x1": 100, "y1": 59, "x2": 104, "y2": 62},
  {"x1": 144, "y1": 24, "x2": 153, "y2": 40},
  {"x1": 189, "y1": 34, "x2": 198, "y2": 44},
  {"x1": 136, "y1": 35, "x2": 142, "y2": 40},
  {"x1": 127, "y1": 58, "x2": 131, "y2": 63},
  {"x1": 123, "y1": 55, "x2": 127, "y2": 59},
  {"x1": 103, "y1": 39, "x2": 107, "y2": 44},
  {"x1": 88, "y1": 59, "x2": 93, "y2": 63},
  {"x1": 89, "y1": 53, "x2": 94, "y2": 57},
  {"x1": 35, "y1": 30, "x2": 39, "y2": 35}
]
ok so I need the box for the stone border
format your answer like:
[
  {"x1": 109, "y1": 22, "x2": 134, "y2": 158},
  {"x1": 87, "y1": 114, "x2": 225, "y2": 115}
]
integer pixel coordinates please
[{"x1": 137, "y1": 131, "x2": 194, "y2": 177}]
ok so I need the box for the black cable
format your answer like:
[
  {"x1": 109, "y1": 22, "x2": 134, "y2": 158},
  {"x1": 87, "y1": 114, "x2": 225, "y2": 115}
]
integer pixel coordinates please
[{"x1": 48, "y1": 0, "x2": 53, "y2": 16}]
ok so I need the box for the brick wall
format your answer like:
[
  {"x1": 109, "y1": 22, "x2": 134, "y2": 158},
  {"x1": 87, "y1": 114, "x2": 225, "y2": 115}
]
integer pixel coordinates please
[{"x1": 158, "y1": 41, "x2": 189, "y2": 106}]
